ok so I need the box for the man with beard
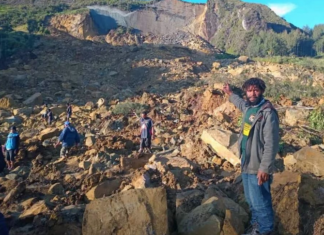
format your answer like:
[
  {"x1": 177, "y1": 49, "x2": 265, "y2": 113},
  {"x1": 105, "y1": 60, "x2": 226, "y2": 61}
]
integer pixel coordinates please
[{"x1": 223, "y1": 78, "x2": 279, "y2": 235}]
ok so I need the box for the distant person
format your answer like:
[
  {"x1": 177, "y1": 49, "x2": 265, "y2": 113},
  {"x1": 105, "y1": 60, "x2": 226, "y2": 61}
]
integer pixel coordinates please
[
  {"x1": 66, "y1": 103, "x2": 72, "y2": 121},
  {"x1": 0, "y1": 142, "x2": 6, "y2": 173},
  {"x1": 47, "y1": 108, "x2": 53, "y2": 125},
  {"x1": 134, "y1": 111, "x2": 154, "y2": 153},
  {"x1": 55, "y1": 121, "x2": 80, "y2": 159},
  {"x1": 0, "y1": 212, "x2": 8, "y2": 235},
  {"x1": 42, "y1": 108, "x2": 48, "y2": 123},
  {"x1": 4, "y1": 126, "x2": 20, "y2": 170}
]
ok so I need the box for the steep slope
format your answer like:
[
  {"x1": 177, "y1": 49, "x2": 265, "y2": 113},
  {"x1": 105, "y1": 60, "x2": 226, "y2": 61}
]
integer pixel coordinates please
[{"x1": 85, "y1": 0, "x2": 299, "y2": 54}]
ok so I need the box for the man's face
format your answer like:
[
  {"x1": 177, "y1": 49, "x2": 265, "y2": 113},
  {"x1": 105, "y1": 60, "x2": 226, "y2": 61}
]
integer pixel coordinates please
[
  {"x1": 141, "y1": 113, "x2": 147, "y2": 118},
  {"x1": 246, "y1": 85, "x2": 263, "y2": 105}
]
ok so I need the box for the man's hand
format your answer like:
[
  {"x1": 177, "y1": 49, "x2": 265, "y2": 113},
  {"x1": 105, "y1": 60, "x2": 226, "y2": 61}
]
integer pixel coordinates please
[
  {"x1": 257, "y1": 170, "x2": 269, "y2": 185},
  {"x1": 54, "y1": 143, "x2": 59, "y2": 148},
  {"x1": 152, "y1": 135, "x2": 155, "y2": 140},
  {"x1": 223, "y1": 83, "x2": 233, "y2": 95}
]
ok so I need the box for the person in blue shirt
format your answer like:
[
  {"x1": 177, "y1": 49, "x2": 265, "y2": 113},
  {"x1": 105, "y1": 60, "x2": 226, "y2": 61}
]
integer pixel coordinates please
[
  {"x1": 4, "y1": 126, "x2": 20, "y2": 170},
  {"x1": 54, "y1": 121, "x2": 80, "y2": 159}
]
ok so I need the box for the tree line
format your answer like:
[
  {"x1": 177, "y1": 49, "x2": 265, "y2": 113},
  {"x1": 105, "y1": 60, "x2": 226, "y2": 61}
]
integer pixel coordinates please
[{"x1": 245, "y1": 24, "x2": 324, "y2": 57}]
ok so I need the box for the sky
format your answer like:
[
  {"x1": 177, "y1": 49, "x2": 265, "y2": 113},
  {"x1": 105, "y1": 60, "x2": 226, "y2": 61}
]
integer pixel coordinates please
[{"x1": 183, "y1": 0, "x2": 324, "y2": 28}]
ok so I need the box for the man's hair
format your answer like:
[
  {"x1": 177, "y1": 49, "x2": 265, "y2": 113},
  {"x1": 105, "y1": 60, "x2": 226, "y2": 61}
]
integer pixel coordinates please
[
  {"x1": 10, "y1": 126, "x2": 16, "y2": 131},
  {"x1": 142, "y1": 111, "x2": 148, "y2": 115},
  {"x1": 67, "y1": 103, "x2": 70, "y2": 106},
  {"x1": 242, "y1": 78, "x2": 266, "y2": 91}
]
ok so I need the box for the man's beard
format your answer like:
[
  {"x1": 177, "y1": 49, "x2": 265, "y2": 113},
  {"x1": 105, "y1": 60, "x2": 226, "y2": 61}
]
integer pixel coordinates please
[{"x1": 247, "y1": 95, "x2": 263, "y2": 106}]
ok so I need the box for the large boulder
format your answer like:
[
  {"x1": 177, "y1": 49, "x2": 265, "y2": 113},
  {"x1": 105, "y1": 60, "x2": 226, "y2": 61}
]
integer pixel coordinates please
[
  {"x1": 284, "y1": 108, "x2": 310, "y2": 126},
  {"x1": 38, "y1": 127, "x2": 60, "y2": 141},
  {"x1": 23, "y1": 92, "x2": 43, "y2": 106},
  {"x1": 178, "y1": 197, "x2": 223, "y2": 235},
  {"x1": 19, "y1": 200, "x2": 49, "y2": 220},
  {"x1": 85, "y1": 178, "x2": 122, "y2": 200},
  {"x1": 3, "y1": 116, "x2": 23, "y2": 124},
  {"x1": 271, "y1": 171, "x2": 301, "y2": 235},
  {"x1": 82, "y1": 187, "x2": 169, "y2": 235},
  {"x1": 201, "y1": 128, "x2": 240, "y2": 167},
  {"x1": 0, "y1": 97, "x2": 18, "y2": 108},
  {"x1": 48, "y1": 183, "x2": 65, "y2": 195},
  {"x1": 292, "y1": 147, "x2": 324, "y2": 177},
  {"x1": 13, "y1": 107, "x2": 33, "y2": 116}
]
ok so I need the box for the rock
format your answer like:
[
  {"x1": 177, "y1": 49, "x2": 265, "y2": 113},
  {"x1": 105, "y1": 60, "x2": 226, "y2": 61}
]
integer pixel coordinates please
[
  {"x1": 79, "y1": 160, "x2": 91, "y2": 170},
  {"x1": 5, "y1": 173, "x2": 19, "y2": 180},
  {"x1": 4, "y1": 115, "x2": 23, "y2": 124},
  {"x1": 0, "y1": 110, "x2": 11, "y2": 117},
  {"x1": 132, "y1": 172, "x2": 151, "y2": 189},
  {"x1": 20, "y1": 197, "x2": 39, "y2": 210},
  {"x1": 271, "y1": 171, "x2": 301, "y2": 235},
  {"x1": 178, "y1": 197, "x2": 223, "y2": 235},
  {"x1": 212, "y1": 62, "x2": 221, "y2": 69},
  {"x1": 48, "y1": 183, "x2": 65, "y2": 195},
  {"x1": 84, "y1": 101, "x2": 95, "y2": 109},
  {"x1": 221, "y1": 210, "x2": 244, "y2": 235},
  {"x1": 238, "y1": 56, "x2": 249, "y2": 63},
  {"x1": 38, "y1": 127, "x2": 60, "y2": 141},
  {"x1": 176, "y1": 190, "x2": 204, "y2": 224},
  {"x1": 284, "y1": 108, "x2": 310, "y2": 126},
  {"x1": 283, "y1": 154, "x2": 297, "y2": 168},
  {"x1": 19, "y1": 200, "x2": 49, "y2": 219},
  {"x1": 23, "y1": 92, "x2": 43, "y2": 106},
  {"x1": 86, "y1": 178, "x2": 122, "y2": 200},
  {"x1": 9, "y1": 166, "x2": 30, "y2": 179},
  {"x1": 201, "y1": 128, "x2": 240, "y2": 167},
  {"x1": 0, "y1": 97, "x2": 18, "y2": 108},
  {"x1": 4, "y1": 181, "x2": 26, "y2": 203},
  {"x1": 60, "y1": 204, "x2": 85, "y2": 224},
  {"x1": 85, "y1": 136, "x2": 95, "y2": 147},
  {"x1": 82, "y1": 187, "x2": 168, "y2": 235},
  {"x1": 109, "y1": 71, "x2": 118, "y2": 76},
  {"x1": 298, "y1": 174, "x2": 324, "y2": 206},
  {"x1": 97, "y1": 98, "x2": 105, "y2": 108},
  {"x1": 213, "y1": 101, "x2": 237, "y2": 116},
  {"x1": 120, "y1": 154, "x2": 152, "y2": 171},
  {"x1": 293, "y1": 147, "x2": 324, "y2": 176},
  {"x1": 13, "y1": 107, "x2": 33, "y2": 116}
]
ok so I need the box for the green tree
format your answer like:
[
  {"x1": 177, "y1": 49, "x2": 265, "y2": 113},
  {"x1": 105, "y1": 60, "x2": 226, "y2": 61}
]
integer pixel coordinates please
[{"x1": 27, "y1": 19, "x2": 39, "y2": 33}]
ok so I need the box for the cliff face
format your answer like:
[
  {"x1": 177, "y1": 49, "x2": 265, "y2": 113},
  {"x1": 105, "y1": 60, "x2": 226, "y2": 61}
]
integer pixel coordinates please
[
  {"x1": 49, "y1": 12, "x2": 98, "y2": 40},
  {"x1": 88, "y1": 0, "x2": 205, "y2": 35},
  {"x1": 47, "y1": 0, "x2": 298, "y2": 53},
  {"x1": 87, "y1": 0, "x2": 296, "y2": 43}
]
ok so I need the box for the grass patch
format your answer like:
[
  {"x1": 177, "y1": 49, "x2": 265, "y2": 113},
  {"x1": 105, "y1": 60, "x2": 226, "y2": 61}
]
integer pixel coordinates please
[
  {"x1": 215, "y1": 53, "x2": 237, "y2": 60},
  {"x1": 308, "y1": 106, "x2": 324, "y2": 131},
  {"x1": 112, "y1": 102, "x2": 149, "y2": 116},
  {"x1": 13, "y1": 24, "x2": 28, "y2": 32},
  {"x1": 253, "y1": 56, "x2": 324, "y2": 73}
]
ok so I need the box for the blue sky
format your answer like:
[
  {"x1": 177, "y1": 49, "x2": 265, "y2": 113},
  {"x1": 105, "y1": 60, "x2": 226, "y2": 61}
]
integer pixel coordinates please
[{"x1": 183, "y1": 0, "x2": 324, "y2": 28}]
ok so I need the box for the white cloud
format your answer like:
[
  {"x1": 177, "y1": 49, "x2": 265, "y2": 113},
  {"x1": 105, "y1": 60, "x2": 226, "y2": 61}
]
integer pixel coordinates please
[{"x1": 267, "y1": 3, "x2": 297, "y2": 16}]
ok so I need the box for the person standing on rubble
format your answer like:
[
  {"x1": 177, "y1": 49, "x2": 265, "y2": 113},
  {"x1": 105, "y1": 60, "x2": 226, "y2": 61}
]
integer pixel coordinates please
[
  {"x1": 47, "y1": 108, "x2": 53, "y2": 125},
  {"x1": 223, "y1": 78, "x2": 279, "y2": 235},
  {"x1": 133, "y1": 111, "x2": 154, "y2": 154},
  {"x1": 4, "y1": 126, "x2": 20, "y2": 170}
]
